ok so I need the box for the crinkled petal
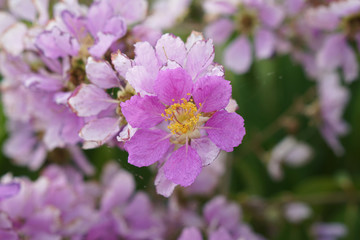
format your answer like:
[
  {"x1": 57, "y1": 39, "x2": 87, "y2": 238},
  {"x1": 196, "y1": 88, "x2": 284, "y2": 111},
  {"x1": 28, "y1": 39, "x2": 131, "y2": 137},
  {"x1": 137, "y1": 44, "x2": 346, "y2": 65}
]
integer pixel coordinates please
[
  {"x1": 155, "y1": 33, "x2": 187, "y2": 66},
  {"x1": 134, "y1": 41, "x2": 160, "y2": 77},
  {"x1": 192, "y1": 75, "x2": 231, "y2": 112},
  {"x1": 185, "y1": 31, "x2": 205, "y2": 50},
  {"x1": 204, "y1": 18, "x2": 234, "y2": 45},
  {"x1": 316, "y1": 34, "x2": 344, "y2": 71},
  {"x1": 61, "y1": 10, "x2": 88, "y2": 40},
  {"x1": 125, "y1": 129, "x2": 172, "y2": 167},
  {"x1": 36, "y1": 27, "x2": 79, "y2": 59},
  {"x1": 86, "y1": 0, "x2": 113, "y2": 37},
  {"x1": 185, "y1": 39, "x2": 215, "y2": 80},
  {"x1": 126, "y1": 66, "x2": 155, "y2": 95},
  {"x1": 178, "y1": 227, "x2": 203, "y2": 240},
  {"x1": 163, "y1": 145, "x2": 202, "y2": 187},
  {"x1": 86, "y1": 57, "x2": 120, "y2": 89},
  {"x1": 0, "y1": 23, "x2": 27, "y2": 56},
  {"x1": 155, "y1": 167, "x2": 177, "y2": 197},
  {"x1": 80, "y1": 117, "x2": 120, "y2": 144},
  {"x1": 224, "y1": 36, "x2": 252, "y2": 74},
  {"x1": 255, "y1": 28, "x2": 275, "y2": 59},
  {"x1": 191, "y1": 137, "x2": 220, "y2": 166},
  {"x1": 121, "y1": 95, "x2": 165, "y2": 128},
  {"x1": 112, "y1": 51, "x2": 133, "y2": 77},
  {"x1": 205, "y1": 110, "x2": 245, "y2": 152},
  {"x1": 154, "y1": 68, "x2": 193, "y2": 105},
  {"x1": 68, "y1": 84, "x2": 115, "y2": 117}
]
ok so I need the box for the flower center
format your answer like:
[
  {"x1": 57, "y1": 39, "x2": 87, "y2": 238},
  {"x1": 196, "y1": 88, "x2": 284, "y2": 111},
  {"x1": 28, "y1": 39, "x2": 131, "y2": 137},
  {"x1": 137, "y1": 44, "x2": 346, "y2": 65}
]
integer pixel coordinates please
[
  {"x1": 236, "y1": 9, "x2": 258, "y2": 35},
  {"x1": 162, "y1": 97, "x2": 200, "y2": 135}
]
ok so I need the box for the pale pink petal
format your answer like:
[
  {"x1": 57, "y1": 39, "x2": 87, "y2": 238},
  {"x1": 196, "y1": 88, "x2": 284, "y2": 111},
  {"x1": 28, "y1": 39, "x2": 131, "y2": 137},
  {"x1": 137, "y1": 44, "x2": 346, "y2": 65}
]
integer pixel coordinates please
[
  {"x1": 88, "y1": 32, "x2": 116, "y2": 59},
  {"x1": 204, "y1": 18, "x2": 234, "y2": 45},
  {"x1": 155, "y1": 167, "x2": 177, "y2": 197},
  {"x1": 0, "y1": 12, "x2": 16, "y2": 35},
  {"x1": 224, "y1": 36, "x2": 252, "y2": 74},
  {"x1": 9, "y1": 0, "x2": 36, "y2": 21},
  {"x1": 134, "y1": 41, "x2": 160, "y2": 77},
  {"x1": 192, "y1": 75, "x2": 231, "y2": 112},
  {"x1": 155, "y1": 33, "x2": 187, "y2": 66},
  {"x1": 111, "y1": 51, "x2": 133, "y2": 77},
  {"x1": 117, "y1": 125, "x2": 137, "y2": 142},
  {"x1": 109, "y1": 0, "x2": 147, "y2": 24},
  {"x1": 126, "y1": 65, "x2": 155, "y2": 95},
  {"x1": 79, "y1": 117, "x2": 120, "y2": 144},
  {"x1": 205, "y1": 110, "x2": 245, "y2": 152},
  {"x1": 186, "y1": 39, "x2": 215, "y2": 80},
  {"x1": 255, "y1": 28, "x2": 275, "y2": 59},
  {"x1": 124, "y1": 129, "x2": 172, "y2": 167},
  {"x1": 0, "y1": 23, "x2": 27, "y2": 56},
  {"x1": 154, "y1": 68, "x2": 193, "y2": 105},
  {"x1": 191, "y1": 137, "x2": 220, "y2": 166},
  {"x1": 185, "y1": 31, "x2": 205, "y2": 50},
  {"x1": 316, "y1": 34, "x2": 344, "y2": 71},
  {"x1": 163, "y1": 145, "x2": 202, "y2": 187},
  {"x1": 86, "y1": 57, "x2": 120, "y2": 89},
  {"x1": 121, "y1": 95, "x2": 165, "y2": 128},
  {"x1": 68, "y1": 84, "x2": 115, "y2": 117}
]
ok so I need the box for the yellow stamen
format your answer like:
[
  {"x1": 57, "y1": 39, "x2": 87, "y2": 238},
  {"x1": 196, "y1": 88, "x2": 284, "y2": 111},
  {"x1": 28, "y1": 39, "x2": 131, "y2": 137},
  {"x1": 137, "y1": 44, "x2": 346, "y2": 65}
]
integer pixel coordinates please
[{"x1": 163, "y1": 97, "x2": 200, "y2": 135}]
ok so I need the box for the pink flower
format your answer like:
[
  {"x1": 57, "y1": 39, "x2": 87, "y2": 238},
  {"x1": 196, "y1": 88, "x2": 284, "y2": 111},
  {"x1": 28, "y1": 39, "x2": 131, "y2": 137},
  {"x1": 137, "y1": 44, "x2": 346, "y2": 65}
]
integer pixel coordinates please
[{"x1": 119, "y1": 33, "x2": 245, "y2": 196}]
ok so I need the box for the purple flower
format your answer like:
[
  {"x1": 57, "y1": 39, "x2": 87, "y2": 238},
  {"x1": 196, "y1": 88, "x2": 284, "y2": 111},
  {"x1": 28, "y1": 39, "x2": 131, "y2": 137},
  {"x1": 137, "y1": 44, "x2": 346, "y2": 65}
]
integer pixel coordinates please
[
  {"x1": 119, "y1": 33, "x2": 245, "y2": 196},
  {"x1": 318, "y1": 72, "x2": 350, "y2": 156},
  {"x1": 177, "y1": 196, "x2": 265, "y2": 240},
  {"x1": 203, "y1": 0, "x2": 284, "y2": 74},
  {"x1": 312, "y1": 223, "x2": 347, "y2": 240}
]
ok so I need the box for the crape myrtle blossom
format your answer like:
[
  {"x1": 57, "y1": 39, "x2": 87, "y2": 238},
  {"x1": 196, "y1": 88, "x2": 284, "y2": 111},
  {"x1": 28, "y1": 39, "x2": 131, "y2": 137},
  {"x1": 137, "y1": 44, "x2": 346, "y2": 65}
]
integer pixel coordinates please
[
  {"x1": 35, "y1": 0, "x2": 148, "y2": 60},
  {"x1": 203, "y1": 0, "x2": 284, "y2": 74},
  {"x1": 267, "y1": 136, "x2": 313, "y2": 180},
  {"x1": 68, "y1": 56, "x2": 137, "y2": 149},
  {"x1": 118, "y1": 32, "x2": 245, "y2": 196},
  {"x1": 86, "y1": 162, "x2": 164, "y2": 240},
  {"x1": 0, "y1": 162, "x2": 164, "y2": 240},
  {"x1": 177, "y1": 196, "x2": 265, "y2": 240}
]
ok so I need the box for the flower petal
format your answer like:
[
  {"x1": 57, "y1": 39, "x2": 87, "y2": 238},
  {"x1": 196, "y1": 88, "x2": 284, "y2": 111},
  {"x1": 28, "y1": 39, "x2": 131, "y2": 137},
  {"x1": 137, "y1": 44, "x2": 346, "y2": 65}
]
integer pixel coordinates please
[
  {"x1": 192, "y1": 75, "x2": 231, "y2": 112},
  {"x1": 134, "y1": 41, "x2": 160, "y2": 77},
  {"x1": 178, "y1": 227, "x2": 203, "y2": 240},
  {"x1": 126, "y1": 65, "x2": 155, "y2": 95},
  {"x1": 125, "y1": 129, "x2": 172, "y2": 167},
  {"x1": 191, "y1": 137, "x2": 220, "y2": 166},
  {"x1": 205, "y1": 110, "x2": 245, "y2": 152},
  {"x1": 255, "y1": 28, "x2": 275, "y2": 59},
  {"x1": 68, "y1": 84, "x2": 115, "y2": 117},
  {"x1": 155, "y1": 33, "x2": 187, "y2": 66},
  {"x1": 111, "y1": 51, "x2": 133, "y2": 77},
  {"x1": 121, "y1": 95, "x2": 165, "y2": 128},
  {"x1": 79, "y1": 117, "x2": 120, "y2": 143},
  {"x1": 155, "y1": 167, "x2": 177, "y2": 197},
  {"x1": 86, "y1": 57, "x2": 120, "y2": 89},
  {"x1": 163, "y1": 145, "x2": 202, "y2": 187},
  {"x1": 154, "y1": 68, "x2": 193, "y2": 105},
  {"x1": 224, "y1": 36, "x2": 252, "y2": 74},
  {"x1": 185, "y1": 38, "x2": 215, "y2": 80},
  {"x1": 204, "y1": 18, "x2": 234, "y2": 45}
]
